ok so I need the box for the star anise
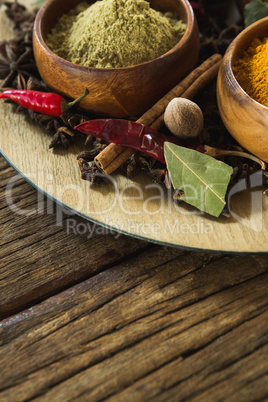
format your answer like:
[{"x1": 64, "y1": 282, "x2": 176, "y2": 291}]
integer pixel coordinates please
[
  {"x1": 0, "y1": 0, "x2": 36, "y2": 30},
  {"x1": 1, "y1": 1, "x2": 94, "y2": 150},
  {"x1": 28, "y1": 111, "x2": 86, "y2": 149},
  {"x1": 47, "y1": 112, "x2": 91, "y2": 149},
  {"x1": 77, "y1": 140, "x2": 107, "y2": 161},
  {"x1": 0, "y1": 0, "x2": 38, "y2": 89},
  {"x1": 126, "y1": 153, "x2": 156, "y2": 178},
  {"x1": 77, "y1": 158, "x2": 105, "y2": 185},
  {"x1": 48, "y1": 126, "x2": 75, "y2": 149},
  {"x1": 0, "y1": 42, "x2": 38, "y2": 88}
]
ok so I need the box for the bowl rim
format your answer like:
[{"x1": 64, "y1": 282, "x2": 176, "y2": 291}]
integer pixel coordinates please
[
  {"x1": 33, "y1": 0, "x2": 197, "y2": 72},
  {"x1": 224, "y1": 16, "x2": 268, "y2": 111}
]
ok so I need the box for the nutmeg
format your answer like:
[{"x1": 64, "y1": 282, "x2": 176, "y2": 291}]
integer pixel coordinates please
[{"x1": 164, "y1": 98, "x2": 204, "y2": 140}]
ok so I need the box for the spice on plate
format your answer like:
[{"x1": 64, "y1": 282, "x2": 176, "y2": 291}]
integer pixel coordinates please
[
  {"x1": 45, "y1": 0, "x2": 186, "y2": 68},
  {"x1": 93, "y1": 54, "x2": 223, "y2": 175},
  {"x1": 232, "y1": 36, "x2": 268, "y2": 107},
  {"x1": 74, "y1": 119, "x2": 205, "y2": 164},
  {"x1": 164, "y1": 98, "x2": 204, "y2": 139}
]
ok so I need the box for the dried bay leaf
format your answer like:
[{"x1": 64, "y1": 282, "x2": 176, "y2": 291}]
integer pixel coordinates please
[
  {"x1": 244, "y1": 0, "x2": 268, "y2": 26},
  {"x1": 31, "y1": 0, "x2": 47, "y2": 7},
  {"x1": 164, "y1": 142, "x2": 233, "y2": 217}
]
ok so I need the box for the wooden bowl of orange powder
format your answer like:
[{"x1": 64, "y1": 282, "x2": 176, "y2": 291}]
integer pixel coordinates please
[{"x1": 217, "y1": 17, "x2": 268, "y2": 163}]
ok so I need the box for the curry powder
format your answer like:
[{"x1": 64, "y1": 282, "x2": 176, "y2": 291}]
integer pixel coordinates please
[
  {"x1": 233, "y1": 37, "x2": 268, "y2": 107},
  {"x1": 46, "y1": 0, "x2": 186, "y2": 68}
]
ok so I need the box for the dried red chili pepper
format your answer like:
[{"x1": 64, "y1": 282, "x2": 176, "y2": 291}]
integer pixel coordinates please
[
  {"x1": 0, "y1": 89, "x2": 88, "y2": 116},
  {"x1": 75, "y1": 119, "x2": 205, "y2": 164}
]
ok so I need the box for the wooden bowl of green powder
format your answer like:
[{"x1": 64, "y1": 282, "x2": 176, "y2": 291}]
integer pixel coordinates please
[
  {"x1": 33, "y1": 0, "x2": 199, "y2": 118},
  {"x1": 217, "y1": 17, "x2": 268, "y2": 163}
]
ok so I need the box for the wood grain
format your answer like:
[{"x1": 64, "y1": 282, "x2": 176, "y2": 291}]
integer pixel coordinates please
[
  {"x1": 0, "y1": 156, "x2": 149, "y2": 318},
  {"x1": 0, "y1": 2, "x2": 268, "y2": 400},
  {"x1": 0, "y1": 237, "x2": 267, "y2": 401},
  {"x1": 1, "y1": 118, "x2": 268, "y2": 402}
]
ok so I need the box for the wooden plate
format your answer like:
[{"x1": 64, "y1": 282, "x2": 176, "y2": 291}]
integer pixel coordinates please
[{"x1": 1, "y1": 5, "x2": 268, "y2": 253}]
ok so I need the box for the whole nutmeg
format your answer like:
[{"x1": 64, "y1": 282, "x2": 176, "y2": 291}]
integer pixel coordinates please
[{"x1": 164, "y1": 98, "x2": 204, "y2": 140}]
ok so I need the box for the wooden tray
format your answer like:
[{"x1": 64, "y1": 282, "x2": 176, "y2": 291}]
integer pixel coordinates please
[{"x1": 1, "y1": 4, "x2": 268, "y2": 253}]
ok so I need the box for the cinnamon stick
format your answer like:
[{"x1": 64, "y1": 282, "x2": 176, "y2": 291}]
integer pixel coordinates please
[
  {"x1": 150, "y1": 59, "x2": 222, "y2": 131},
  {"x1": 95, "y1": 53, "x2": 222, "y2": 174},
  {"x1": 96, "y1": 144, "x2": 134, "y2": 175},
  {"x1": 136, "y1": 53, "x2": 222, "y2": 127}
]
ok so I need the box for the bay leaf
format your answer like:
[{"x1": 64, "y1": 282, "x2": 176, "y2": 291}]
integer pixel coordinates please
[
  {"x1": 244, "y1": 0, "x2": 268, "y2": 27},
  {"x1": 31, "y1": 0, "x2": 46, "y2": 7},
  {"x1": 164, "y1": 142, "x2": 233, "y2": 217}
]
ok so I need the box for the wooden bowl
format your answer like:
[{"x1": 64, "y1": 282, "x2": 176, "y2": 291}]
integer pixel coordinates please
[
  {"x1": 217, "y1": 17, "x2": 268, "y2": 163},
  {"x1": 33, "y1": 0, "x2": 199, "y2": 118}
]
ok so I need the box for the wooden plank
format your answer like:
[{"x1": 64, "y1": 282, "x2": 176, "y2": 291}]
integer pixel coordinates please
[
  {"x1": 0, "y1": 156, "x2": 152, "y2": 318},
  {"x1": 0, "y1": 248, "x2": 267, "y2": 401}
]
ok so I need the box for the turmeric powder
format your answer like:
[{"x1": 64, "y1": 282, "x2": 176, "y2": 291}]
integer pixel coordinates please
[{"x1": 232, "y1": 37, "x2": 268, "y2": 107}]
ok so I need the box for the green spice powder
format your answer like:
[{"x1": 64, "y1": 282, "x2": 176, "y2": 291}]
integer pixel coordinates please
[{"x1": 46, "y1": 0, "x2": 186, "y2": 68}]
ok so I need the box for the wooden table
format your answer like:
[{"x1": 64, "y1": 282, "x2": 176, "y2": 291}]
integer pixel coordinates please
[{"x1": 1, "y1": 154, "x2": 268, "y2": 401}]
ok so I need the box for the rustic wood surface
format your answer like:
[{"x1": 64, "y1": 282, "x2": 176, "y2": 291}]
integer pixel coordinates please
[
  {"x1": 0, "y1": 1, "x2": 268, "y2": 399},
  {"x1": 1, "y1": 155, "x2": 268, "y2": 401}
]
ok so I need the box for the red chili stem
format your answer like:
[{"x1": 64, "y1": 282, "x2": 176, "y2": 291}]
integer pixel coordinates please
[
  {"x1": 75, "y1": 119, "x2": 205, "y2": 164},
  {"x1": 61, "y1": 89, "x2": 89, "y2": 112},
  {"x1": 0, "y1": 89, "x2": 88, "y2": 116}
]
